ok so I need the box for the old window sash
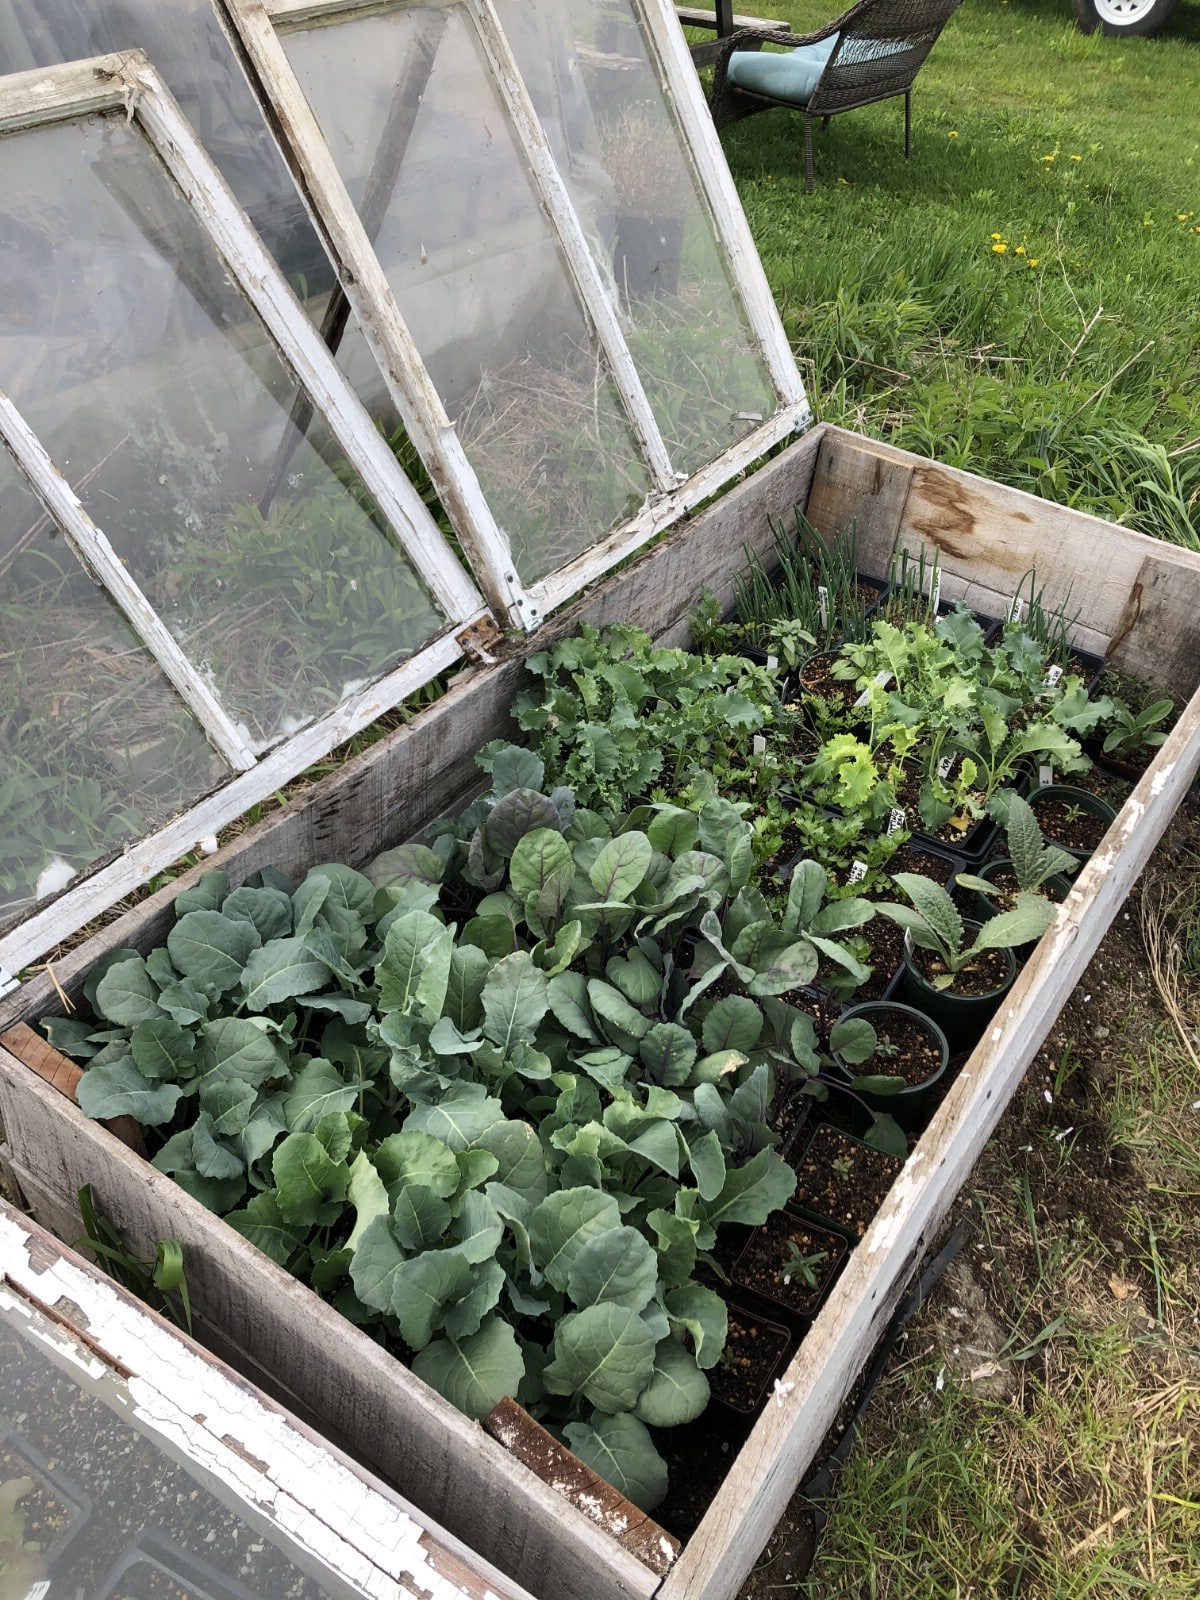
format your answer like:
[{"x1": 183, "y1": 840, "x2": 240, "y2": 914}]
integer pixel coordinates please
[
  {"x1": 218, "y1": 0, "x2": 811, "y2": 628},
  {"x1": 0, "y1": 52, "x2": 492, "y2": 985}
]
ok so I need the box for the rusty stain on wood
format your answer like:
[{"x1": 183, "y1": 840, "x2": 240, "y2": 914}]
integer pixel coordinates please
[{"x1": 1, "y1": 1022, "x2": 146, "y2": 1154}]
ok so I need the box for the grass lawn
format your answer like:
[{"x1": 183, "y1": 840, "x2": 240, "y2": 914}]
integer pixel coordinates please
[
  {"x1": 711, "y1": 3, "x2": 1200, "y2": 1594},
  {"x1": 715, "y1": 0, "x2": 1200, "y2": 545}
]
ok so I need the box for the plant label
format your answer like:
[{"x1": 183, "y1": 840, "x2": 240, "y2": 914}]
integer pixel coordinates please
[
  {"x1": 847, "y1": 860, "x2": 868, "y2": 884},
  {"x1": 854, "y1": 669, "x2": 893, "y2": 708},
  {"x1": 937, "y1": 752, "x2": 958, "y2": 780},
  {"x1": 928, "y1": 569, "x2": 942, "y2": 612},
  {"x1": 752, "y1": 735, "x2": 767, "y2": 755},
  {"x1": 1007, "y1": 594, "x2": 1029, "y2": 624},
  {"x1": 1039, "y1": 764, "x2": 1054, "y2": 788},
  {"x1": 765, "y1": 654, "x2": 779, "y2": 671},
  {"x1": 24, "y1": 1585, "x2": 50, "y2": 1600},
  {"x1": 817, "y1": 584, "x2": 829, "y2": 631},
  {"x1": 886, "y1": 808, "x2": 907, "y2": 835},
  {"x1": 1044, "y1": 664, "x2": 1064, "y2": 688}
]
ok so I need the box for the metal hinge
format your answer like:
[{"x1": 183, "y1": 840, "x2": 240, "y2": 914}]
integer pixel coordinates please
[{"x1": 455, "y1": 615, "x2": 504, "y2": 665}]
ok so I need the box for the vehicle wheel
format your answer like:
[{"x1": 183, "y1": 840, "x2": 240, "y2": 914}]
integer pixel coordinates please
[{"x1": 1071, "y1": 0, "x2": 1180, "y2": 35}]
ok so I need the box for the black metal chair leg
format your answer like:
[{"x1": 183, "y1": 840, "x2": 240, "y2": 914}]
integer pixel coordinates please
[
  {"x1": 904, "y1": 89, "x2": 912, "y2": 159},
  {"x1": 805, "y1": 113, "x2": 815, "y2": 192}
]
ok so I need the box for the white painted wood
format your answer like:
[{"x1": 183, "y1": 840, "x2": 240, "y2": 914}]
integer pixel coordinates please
[
  {"x1": 124, "y1": 57, "x2": 485, "y2": 629},
  {"x1": 657, "y1": 683, "x2": 1200, "y2": 1600},
  {"x1": 216, "y1": 0, "x2": 532, "y2": 632},
  {"x1": 0, "y1": 53, "x2": 127, "y2": 130},
  {"x1": 0, "y1": 1205, "x2": 537, "y2": 1600},
  {"x1": 529, "y1": 402, "x2": 808, "y2": 617},
  {"x1": 0, "y1": 387, "x2": 258, "y2": 774},
  {"x1": 636, "y1": 0, "x2": 809, "y2": 412},
  {"x1": 468, "y1": 0, "x2": 677, "y2": 491},
  {"x1": 0, "y1": 623, "x2": 474, "y2": 978}
]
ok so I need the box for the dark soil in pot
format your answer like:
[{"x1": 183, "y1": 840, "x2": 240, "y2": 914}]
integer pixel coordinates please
[
  {"x1": 1028, "y1": 787, "x2": 1114, "y2": 857},
  {"x1": 0, "y1": 1435, "x2": 89, "y2": 1568},
  {"x1": 907, "y1": 943, "x2": 1011, "y2": 997},
  {"x1": 708, "y1": 1303, "x2": 795, "y2": 1418},
  {"x1": 651, "y1": 1413, "x2": 743, "y2": 1539},
  {"x1": 852, "y1": 916, "x2": 906, "y2": 1000},
  {"x1": 787, "y1": 1124, "x2": 904, "y2": 1241},
  {"x1": 850, "y1": 1006, "x2": 946, "y2": 1088},
  {"x1": 732, "y1": 1213, "x2": 848, "y2": 1321},
  {"x1": 769, "y1": 1078, "x2": 817, "y2": 1147}
]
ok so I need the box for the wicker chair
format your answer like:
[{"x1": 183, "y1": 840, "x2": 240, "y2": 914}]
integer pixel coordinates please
[{"x1": 709, "y1": 0, "x2": 964, "y2": 192}]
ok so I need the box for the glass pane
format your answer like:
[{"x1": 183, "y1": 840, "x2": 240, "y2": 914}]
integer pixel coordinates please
[
  {"x1": 497, "y1": 0, "x2": 778, "y2": 474},
  {"x1": 0, "y1": 444, "x2": 228, "y2": 935},
  {"x1": 0, "y1": 113, "x2": 443, "y2": 750},
  {"x1": 0, "y1": 0, "x2": 331, "y2": 296},
  {"x1": 282, "y1": 2, "x2": 652, "y2": 585}
]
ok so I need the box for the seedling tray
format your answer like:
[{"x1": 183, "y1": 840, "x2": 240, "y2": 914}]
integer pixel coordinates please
[{"x1": 3, "y1": 427, "x2": 1200, "y2": 1600}]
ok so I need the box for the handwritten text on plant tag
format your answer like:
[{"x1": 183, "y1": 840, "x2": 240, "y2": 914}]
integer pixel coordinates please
[
  {"x1": 886, "y1": 808, "x2": 907, "y2": 835},
  {"x1": 847, "y1": 860, "x2": 868, "y2": 884}
]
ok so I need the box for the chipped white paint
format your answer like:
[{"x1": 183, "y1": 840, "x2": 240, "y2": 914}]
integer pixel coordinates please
[
  {"x1": 864, "y1": 1151, "x2": 924, "y2": 1257},
  {"x1": 1151, "y1": 764, "x2": 1175, "y2": 796},
  {"x1": 0, "y1": 1208, "x2": 529, "y2": 1600}
]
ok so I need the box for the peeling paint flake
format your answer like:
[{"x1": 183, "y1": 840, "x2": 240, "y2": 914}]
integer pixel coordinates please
[{"x1": 1150, "y1": 763, "x2": 1176, "y2": 796}]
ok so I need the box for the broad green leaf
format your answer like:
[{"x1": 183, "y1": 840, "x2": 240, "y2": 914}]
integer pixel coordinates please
[
  {"x1": 412, "y1": 1317, "x2": 525, "y2": 1418},
  {"x1": 588, "y1": 979, "x2": 651, "y2": 1041},
  {"x1": 441, "y1": 1258, "x2": 505, "y2": 1339},
  {"x1": 272, "y1": 1131, "x2": 350, "y2": 1225},
  {"x1": 589, "y1": 832, "x2": 653, "y2": 902},
  {"x1": 460, "y1": 915, "x2": 516, "y2": 959},
  {"x1": 697, "y1": 1147, "x2": 796, "y2": 1229},
  {"x1": 174, "y1": 870, "x2": 229, "y2": 914},
  {"x1": 546, "y1": 971, "x2": 599, "y2": 1042},
  {"x1": 808, "y1": 933, "x2": 871, "y2": 985},
  {"x1": 83, "y1": 947, "x2": 141, "y2": 1012},
  {"x1": 686, "y1": 1129, "x2": 726, "y2": 1202},
  {"x1": 43, "y1": 1016, "x2": 104, "y2": 1060},
  {"x1": 77, "y1": 1057, "x2": 183, "y2": 1126},
  {"x1": 130, "y1": 1017, "x2": 195, "y2": 1081},
  {"x1": 543, "y1": 1304, "x2": 656, "y2": 1413},
  {"x1": 168, "y1": 911, "x2": 260, "y2": 994},
  {"x1": 366, "y1": 840, "x2": 445, "y2": 891},
  {"x1": 637, "y1": 1023, "x2": 697, "y2": 1087},
  {"x1": 632, "y1": 1338, "x2": 709, "y2": 1427},
  {"x1": 606, "y1": 949, "x2": 660, "y2": 1008},
  {"x1": 346, "y1": 1151, "x2": 390, "y2": 1253},
  {"x1": 509, "y1": 828, "x2": 574, "y2": 901},
  {"x1": 484, "y1": 788, "x2": 561, "y2": 857},
  {"x1": 200, "y1": 1076, "x2": 257, "y2": 1137},
  {"x1": 567, "y1": 1226, "x2": 658, "y2": 1312},
  {"x1": 664, "y1": 1283, "x2": 727, "y2": 1369},
  {"x1": 563, "y1": 1414, "x2": 667, "y2": 1513},
  {"x1": 701, "y1": 996, "x2": 763, "y2": 1054},
  {"x1": 829, "y1": 1016, "x2": 878, "y2": 1065},
  {"x1": 283, "y1": 1058, "x2": 357, "y2": 1132},
  {"x1": 226, "y1": 1192, "x2": 307, "y2": 1267},
  {"x1": 94, "y1": 957, "x2": 162, "y2": 1027},
  {"x1": 482, "y1": 952, "x2": 550, "y2": 1052},
  {"x1": 391, "y1": 1183, "x2": 453, "y2": 1252},
  {"x1": 403, "y1": 1083, "x2": 504, "y2": 1151},
  {"x1": 532, "y1": 919, "x2": 585, "y2": 977},
  {"x1": 810, "y1": 895, "x2": 874, "y2": 935},
  {"x1": 747, "y1": 938, "x2": 820, "y2": 996},
  {"x1": 241, "y1": 937, "x2": 331, "y2": 1011},
  {"x1": 646, "y1": 805, "x2": 699, "y2": 855},
  {"x1": 377, "y1": 911, "x2": 454, "y2": 1021},
  {"x1": 472, "y1": 1120, "x2": 548, "y2": 1204},
  {"x1": 202, "y1": 1017, "x2": 281, "y2": 1087},
  {"x1": 889, "y1": 873, "x2": 964, "y2": 957},
  {"x1": 528, "y1": 1187, "x2": 621, "y2": 1291},
  {"x1": 156, "y1": 977, "x2": 211, "y2": 1026},
  {"x1": 452, "y1": 1190, "x2": 504, "y2": 1264},
  {"x1": 192, "y1": 1116, "x2": 245, "y2": 1181},
  {"x1": 313, "y1": 1110, "x2": 354, "y2": 1165},
  {"x1": 221, "y1": 886, "x2": 293, "y2": 944},
  {"x1": 349, "y1": 1214, "x2": 407, "y2": 1311},
  {"x1": 444, "y1": 944, "x2": 490, "y2": 1032},
  {"x1": 306, "y1": 863, "x2": 376, "y2": 921},
  {"x1": 973, "y1": 893, "x2": 1055, "y2": 953},
  {"x1": 784, "y1": 860, "x2": 827, "y2": 935},
  {"x1": 646, "y1": 1208, "x2": 699, "y2": 1289},
  {"x1": 489, "y1": 745, "x2": 546, "y2": 796},
  {"x1": 375, "y1": 1130, "x2": 461, "y2": 1197},
  {"x1": 455, "y1": 1149, "x2": 500, "y2": 1193},
  {"x1": 623, "y1": 1120, "x2": 683, "y2": 1178}
]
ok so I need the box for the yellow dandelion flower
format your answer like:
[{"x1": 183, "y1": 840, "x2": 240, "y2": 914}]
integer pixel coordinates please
[
  {"x1": 1070, "y1": 154, "x2": 1082, "y2": 162},
  {"x1": 992, "y1": 243, "x2": 1007, "y2": 254},
  {"x1": 991, "y1": 232, "x2": 1003, "y2": 241},
  {"x1": 1043, "y1": 154, "x2": 1055, "y2": 163},
  {"x1": 1028, "y1": 258, "x2": 1039, "y2": 266},
  {"x1": 1015, "y1": 245, "x2": 1027, "y2": 255},
  {"x1": 948, "y1": 130, "x2": 959, "y2": 138}
]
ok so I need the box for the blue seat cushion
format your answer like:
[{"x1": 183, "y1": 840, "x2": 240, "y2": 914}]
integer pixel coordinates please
[
  {"x1": 726, "y1": 33, "x2": 840, "y2": 104},
  {"x1": 726, "y1": 33, "x2": 911, "y2": 106}
]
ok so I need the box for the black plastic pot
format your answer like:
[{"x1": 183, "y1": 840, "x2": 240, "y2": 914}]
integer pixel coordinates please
[
  {"x1": 707, "y1": 1301, "x2": 796, "y2": 1420},
  {"x1": 786, "y1": 1123, "x2": 905, "y2": 1243},
  {"x1": 94, "y1": 1530, "x2": 259, "y2": 1600},
  {"x1": 731, "y1": 1211, "x2": 849, "y2": 1329},
  {"x1": 1027, "y1": 784, "x2": 1117, "y2": 865},
  {"x1": 969, "y1": 858, "x2": 1074, "y2": 959},
  {"x1": 899, "y1": 926, "x2": 1018, "y2": 1051},
  {"x1": 0, "y1": 1424, "x2": 92, "y2": 1577},
  {"x1": 837, "y1": 1000, "x2": 951, "y2": 1131}
]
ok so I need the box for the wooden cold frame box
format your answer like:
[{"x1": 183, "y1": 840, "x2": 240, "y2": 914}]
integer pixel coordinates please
[{"x1": 3, "y1": 424, "x2": 1200, "y2": 1600}]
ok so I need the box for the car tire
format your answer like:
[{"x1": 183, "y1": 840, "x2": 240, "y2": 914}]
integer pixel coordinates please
[{"x1": 1071, "y1": 0, "x2": 1180, "y2": 35}]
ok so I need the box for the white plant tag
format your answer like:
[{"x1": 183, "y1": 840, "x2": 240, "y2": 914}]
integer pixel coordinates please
[
  {"x1": 24, "y1": 1584, "x2": 51, "y2": 1600},
  {"x1": 854, "y1": 668, "x2": 893, "y2": 708},
  {"x1": 937, "y1": 752, "x2": 958, "y2": 780},
  {"x1": 817, "y1": 584, "x2": 829, "y2": 631},
  {"x1": 929, "y1": 569, "x2": 942, "y2": 611},
  {"x1": 886, "y1": 807, "x2": 907, "y2": 835},
  {"x1": 847, "y1": 860, "x2": 868, "y2": 884},
  {"x1": 1039, "y1": 764, "x2": 1054, "y2": 788},
  {"x1": 1044, "y1": 663, "x2": 1064, "y2": 688},
  {"x1": 752, "y1": 734, "x2": 767, "y2": 756},
  {"x1": 1007, "y1": 594, "x2": 1028, "y2": 624},
  {"x1": 765, "y1": 654, "x2": 779, "y2": 671}
]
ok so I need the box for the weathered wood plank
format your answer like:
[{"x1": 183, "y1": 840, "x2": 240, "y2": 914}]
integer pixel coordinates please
[
  {"x1": 803, "y1": 430, "x2": 914, "y2": 577},
  {"x1": 0, "y1": 1057, "x2": 659, "y2": 1600},
  {"x1": 656, "y1": 682, "x2": 1200, "y2": 1600},
  {"x1": 1105, "y1": 545, "x2": 1200, "y2": 699},
  {"x1": 1, "y1": 1022, "x2": 145, "y2": 1155}
]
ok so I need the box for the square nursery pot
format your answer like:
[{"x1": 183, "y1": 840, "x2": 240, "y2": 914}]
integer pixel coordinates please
[
  {"x1": 94, "y1": 1531, "x2": 259, "y2": 1600},
  {"x1": 785, "y1": 1124, "x2": 906, "y2": 1244},
  {"x1": 0, "y1": 1422, "x2": 92, "y2": 1578},
  {"x1": 705, "y1": 1301, "x2": 797, "y2": 1422},
  {"x1": 731, "y1": 1212, "x2": 850, "y2": 1329},
  {"x1": 3, "y1": 428, "x2": 1200, "y2": 1600}
]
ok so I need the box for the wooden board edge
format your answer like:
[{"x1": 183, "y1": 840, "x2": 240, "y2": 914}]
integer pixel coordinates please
[
  {"x1": 0, "y1": 1021, "x2": 146, "y2": 1156},
  {"x1": 656, "y1": 684, "x2": 1200, "y2": 1600}
]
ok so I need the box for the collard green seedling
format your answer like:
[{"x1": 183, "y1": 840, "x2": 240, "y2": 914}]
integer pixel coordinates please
[{"x1": 876, "y1": 873, "x2": 1056, "y2": 988}]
